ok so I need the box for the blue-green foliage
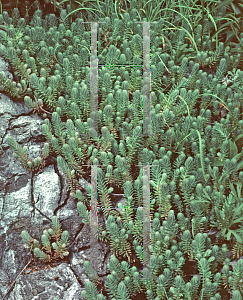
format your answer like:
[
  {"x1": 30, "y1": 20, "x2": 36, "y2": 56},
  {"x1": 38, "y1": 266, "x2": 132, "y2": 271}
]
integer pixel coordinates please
[
  {"x1": 2, "y1": 4, "x2": 243, "y2": 299},
  {"x1": 21, "y1": 216, "x2": 69, "y2": 263}
]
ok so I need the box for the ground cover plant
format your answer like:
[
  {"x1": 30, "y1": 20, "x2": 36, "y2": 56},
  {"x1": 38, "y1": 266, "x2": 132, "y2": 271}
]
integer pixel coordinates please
[{"x1": 1, "y1": 0, "x2": 243, "y2": 299}]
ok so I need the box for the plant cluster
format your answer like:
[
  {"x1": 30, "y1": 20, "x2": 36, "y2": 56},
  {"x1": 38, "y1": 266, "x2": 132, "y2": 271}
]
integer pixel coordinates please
[
  {"x1": 21, "y1": 216, "x2": 69, "y2": 262},
  {"x1": 1, "y1": 1, "x2": 243, "y2": 299}
]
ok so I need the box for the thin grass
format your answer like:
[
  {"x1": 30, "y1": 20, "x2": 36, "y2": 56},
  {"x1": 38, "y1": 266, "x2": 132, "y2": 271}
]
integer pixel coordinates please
[{"x1": 61, "y1": 0, "x2": 242, "y2": 53}]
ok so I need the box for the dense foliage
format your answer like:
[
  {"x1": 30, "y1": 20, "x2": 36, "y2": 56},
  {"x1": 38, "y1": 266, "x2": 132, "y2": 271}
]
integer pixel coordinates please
[{"x1": 2, "y1": 1, "x2": 243, "y2": 299}]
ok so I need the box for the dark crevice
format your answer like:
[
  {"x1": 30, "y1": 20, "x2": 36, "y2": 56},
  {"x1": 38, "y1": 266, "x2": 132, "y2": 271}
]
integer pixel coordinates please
[
  {"x1": 29, "y1": 134, "x2": 47, "y2": 144},
  {"x1": 68, "y1": 223, "x2": 85, "y2": 250},
  {"x1": 0, "y1": 172, "x2": 16, "y2": 185},
  {"x1": 34, "y1": 205, "x2": 52, "y2": 222},
  {"x1": 6, "y1": 109, "x2": 39, "y2": 121},
  {"x1": 79, "y1": 245, "x2": 91, "y2": 251},
  {"x1": 52, "y1": 196, "x2": 69, "y2": 216},
  {"x1": 99, "y1": 272, "x2": 110, "y2": 277},
  {"x1": 0, "y1": 182, "x2": 10, "y2": 220},
  {"x1": 30, "y1": 173, "x2": 36, "y2": 218},
  {"x1": 0, "y1": 116, "x2": 13, "y2": 143},
  {"x1": 102, "y1": 248, "x2": 111, "y2": 268},
  {"x1": 68, "y1": 263, "x2": 85, "y2": 288},
  {"x1": 31, "y1": 177, "x2": 52, "y2": 222}
]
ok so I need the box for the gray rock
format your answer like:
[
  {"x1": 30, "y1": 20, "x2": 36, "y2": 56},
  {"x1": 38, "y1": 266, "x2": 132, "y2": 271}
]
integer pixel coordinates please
[
  {"x1": 0, "y1": 53, "x2": 109, "y2": 300},
  {"x1": 7, "y1": 263, "x2": 84, "y2": 300}
]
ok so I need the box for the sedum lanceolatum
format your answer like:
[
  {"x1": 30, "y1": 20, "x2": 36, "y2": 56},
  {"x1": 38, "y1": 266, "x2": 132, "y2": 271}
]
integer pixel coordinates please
[
  {"x1": 1, "y1": 4, "x2": 243, "y2": 299},
  {"x1": 21, "y1": 216, "x2": 69, "y2": 262}
]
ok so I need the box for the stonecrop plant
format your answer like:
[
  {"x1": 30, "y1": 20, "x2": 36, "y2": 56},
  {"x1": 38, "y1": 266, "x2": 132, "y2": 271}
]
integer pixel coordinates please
[
  {"x1": 2, "y1": 0, "x2": 243, "y2": 298},
  {"x1": 21, "y1": 216, "x2": 69, "y2": 262}
]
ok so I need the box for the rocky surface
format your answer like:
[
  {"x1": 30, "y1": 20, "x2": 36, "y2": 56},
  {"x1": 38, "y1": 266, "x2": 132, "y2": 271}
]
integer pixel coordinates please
[{"x1": 0, "y1": 54, "x2": 111, "y2": 300}]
